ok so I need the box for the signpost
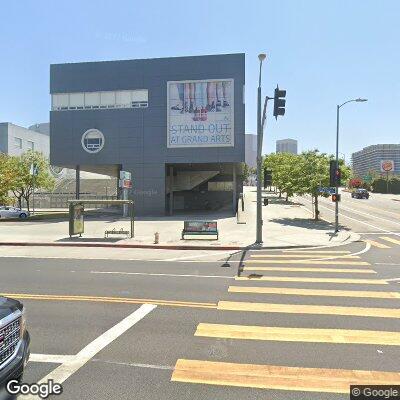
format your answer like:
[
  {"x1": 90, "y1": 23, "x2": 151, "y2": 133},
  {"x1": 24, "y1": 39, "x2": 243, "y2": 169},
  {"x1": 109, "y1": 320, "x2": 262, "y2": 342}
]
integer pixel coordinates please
[
  {"x1": 119, "y1": 171, "x2": 132, "y2": 217},
  {"x1": 380, "y1": 160, "x2": 394, "y2": 193},
  {"x1": 30, "y1": 163, "x2": 39, "y2": 215}
]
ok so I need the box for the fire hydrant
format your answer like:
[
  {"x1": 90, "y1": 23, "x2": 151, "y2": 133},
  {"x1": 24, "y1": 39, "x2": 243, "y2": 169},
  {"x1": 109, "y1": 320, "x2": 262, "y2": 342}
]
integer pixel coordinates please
[{"x1": 154, "y1": 232, "x2": 159, "y2": 244}]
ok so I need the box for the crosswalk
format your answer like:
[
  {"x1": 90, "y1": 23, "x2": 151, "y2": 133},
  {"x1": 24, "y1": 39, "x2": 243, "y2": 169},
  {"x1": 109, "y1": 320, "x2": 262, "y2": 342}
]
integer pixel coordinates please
[
  {"x1": 171, "y1": 247, "x2": 400, "y2": 395},
  {"x1": 365, "y1": 235, "x2": 400, "y2": 248}
]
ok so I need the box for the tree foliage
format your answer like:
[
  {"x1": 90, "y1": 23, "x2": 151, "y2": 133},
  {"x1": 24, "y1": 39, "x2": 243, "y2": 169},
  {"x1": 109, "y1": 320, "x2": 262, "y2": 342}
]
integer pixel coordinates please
[
  {"x1": 263, "y1": 150, "x2": 348, "y2": 220},
  {"x1": 6, "y1": 151, "x2": 55, "y2": 210}
]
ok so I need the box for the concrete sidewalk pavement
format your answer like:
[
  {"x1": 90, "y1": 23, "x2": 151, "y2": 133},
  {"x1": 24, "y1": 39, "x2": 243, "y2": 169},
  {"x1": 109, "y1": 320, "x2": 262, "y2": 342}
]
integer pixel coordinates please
[{"x1": 0, "y1": 187, "x2": 358, "y2": 250}]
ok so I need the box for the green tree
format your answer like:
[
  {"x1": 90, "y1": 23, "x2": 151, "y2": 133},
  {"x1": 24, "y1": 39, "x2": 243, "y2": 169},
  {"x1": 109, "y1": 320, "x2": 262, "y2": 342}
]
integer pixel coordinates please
[
  {"x1": 0, "y1": 153, "x2": 14, "y2": 205},
  {"x1": 9, "y1": 151, "x2": 55, "y2": 210}
]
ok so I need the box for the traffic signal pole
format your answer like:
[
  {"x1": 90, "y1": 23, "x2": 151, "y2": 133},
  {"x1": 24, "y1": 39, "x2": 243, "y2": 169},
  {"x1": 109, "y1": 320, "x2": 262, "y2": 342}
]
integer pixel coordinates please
[
  {"x1": 335, "y1": 105, "x2": 340, "y2": 233},
  {"x1": 256, "y1": 60, "x2": 263, "y2": 244}
]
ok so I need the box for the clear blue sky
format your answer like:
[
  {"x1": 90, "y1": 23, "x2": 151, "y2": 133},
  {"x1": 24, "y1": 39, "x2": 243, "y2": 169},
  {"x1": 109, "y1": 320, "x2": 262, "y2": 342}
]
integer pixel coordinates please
[{"x1": 1, "y1": 0, "x2": 399, "y2": 160}]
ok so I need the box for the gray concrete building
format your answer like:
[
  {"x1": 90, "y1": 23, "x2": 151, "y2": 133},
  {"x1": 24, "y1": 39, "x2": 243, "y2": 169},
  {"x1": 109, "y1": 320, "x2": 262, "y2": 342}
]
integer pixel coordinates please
[
  {"x1": 0, "y1": 122, "x2": 50, "y2": 157},
  {"x1": 245, "y1": 134, "x2": 257, "y2": 168},
  {"x1": 50, "y1": 54, "x2": 245, "y2": 215},
  {"x1": 276, "y1": 138, "x2": 298, "y2": 154},
  {"x1": 351, "y1": 144, "x2": 400, "y2": 177}
]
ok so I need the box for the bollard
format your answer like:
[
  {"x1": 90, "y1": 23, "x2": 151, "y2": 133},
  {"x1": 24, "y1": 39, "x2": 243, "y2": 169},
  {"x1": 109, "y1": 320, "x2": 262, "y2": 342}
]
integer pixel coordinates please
[{"x1": 154, "y1": 232, "x2": 159, "y2": 244}]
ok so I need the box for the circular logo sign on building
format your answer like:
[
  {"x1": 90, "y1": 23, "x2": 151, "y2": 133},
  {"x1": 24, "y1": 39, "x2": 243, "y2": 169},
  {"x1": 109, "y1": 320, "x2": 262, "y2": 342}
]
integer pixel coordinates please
[
  {"x1": 380, "y1": 160, "x2": 394, "y2": 173},
  {"x1": 81, "y1": 129, "x2": 105, "y2": 153}
]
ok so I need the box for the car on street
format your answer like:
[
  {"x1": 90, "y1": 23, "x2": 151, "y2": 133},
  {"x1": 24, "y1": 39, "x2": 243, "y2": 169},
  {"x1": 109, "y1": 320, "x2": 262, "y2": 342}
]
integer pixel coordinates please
[
  {"x1": 0, "y1": 297, "x2": 30, "y2": 388},
  {"x1": 351, "y1": 188, "x2": 370, "y2": 199},
  {"x1": 0, "y1": 206, "x2": 30, "y2": 219}
]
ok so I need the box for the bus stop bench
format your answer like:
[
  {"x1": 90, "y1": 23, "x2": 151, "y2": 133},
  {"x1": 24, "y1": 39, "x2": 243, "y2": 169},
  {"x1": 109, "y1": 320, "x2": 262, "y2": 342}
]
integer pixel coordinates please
[
  {"x1": 181, "y1": 221, "x2": 218, "y2": 240},
  {"x1": 105, "y1": 228, "x2": 130, "y2": 238}
]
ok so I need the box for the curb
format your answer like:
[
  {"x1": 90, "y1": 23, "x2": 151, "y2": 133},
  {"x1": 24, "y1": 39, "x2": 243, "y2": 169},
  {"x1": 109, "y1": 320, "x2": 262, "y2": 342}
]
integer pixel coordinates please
[{"x1": 0, "y1": 236, "x2": 359, "y2": 251}]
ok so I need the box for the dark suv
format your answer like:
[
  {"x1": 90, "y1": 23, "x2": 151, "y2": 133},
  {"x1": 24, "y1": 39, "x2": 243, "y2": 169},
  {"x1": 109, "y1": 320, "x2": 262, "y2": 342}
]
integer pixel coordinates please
[
  {"x1": 0, "y1": 297, "x2": 30, "y2": 388},
  {"x1": 351, "y1": 188, "x2": 370, "y2": 199}
]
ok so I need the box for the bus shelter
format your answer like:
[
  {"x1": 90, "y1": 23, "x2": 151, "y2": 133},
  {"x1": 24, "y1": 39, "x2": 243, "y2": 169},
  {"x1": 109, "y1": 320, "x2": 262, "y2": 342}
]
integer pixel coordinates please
[{"x1": 68, "y1": 199, "x2": 134, "y2": 238}]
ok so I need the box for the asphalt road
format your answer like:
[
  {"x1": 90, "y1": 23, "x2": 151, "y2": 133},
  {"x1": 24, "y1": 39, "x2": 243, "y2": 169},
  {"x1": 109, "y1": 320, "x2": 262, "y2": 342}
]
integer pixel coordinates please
[{"x1": 0, "y1": 194, "x2": 399, "y2": 399}]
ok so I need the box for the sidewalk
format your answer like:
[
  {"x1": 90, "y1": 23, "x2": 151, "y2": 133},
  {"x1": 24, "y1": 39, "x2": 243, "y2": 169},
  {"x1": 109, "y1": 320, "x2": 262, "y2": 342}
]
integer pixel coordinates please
[{"x1": 0, "y1": 187, "x2": 358, "y2": 250}]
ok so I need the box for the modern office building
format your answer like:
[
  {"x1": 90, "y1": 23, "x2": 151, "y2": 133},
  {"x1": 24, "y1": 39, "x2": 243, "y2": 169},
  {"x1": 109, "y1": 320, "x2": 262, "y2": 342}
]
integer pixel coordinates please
[
  {"x1": 351, "y1": 144, "x2": 400, "y2": 177},
  {"x1": 50, "y1": 54, "x2": 245, "y2": 215},
  {"x1": 276, "y1": 138, "x2": 298, "y2": 154},
  {"x1": 245, "y1": 134, "x2": 257, "y2": 168},
  {"x1": 0, "y1": 122, "x2": 50, "y2": 157}
]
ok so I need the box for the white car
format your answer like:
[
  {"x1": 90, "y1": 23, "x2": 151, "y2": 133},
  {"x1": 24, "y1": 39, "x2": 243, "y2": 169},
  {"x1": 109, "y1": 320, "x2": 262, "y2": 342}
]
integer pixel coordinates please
[{"x1": 0, "y1": 206, "x2": 30, "y2": 219}]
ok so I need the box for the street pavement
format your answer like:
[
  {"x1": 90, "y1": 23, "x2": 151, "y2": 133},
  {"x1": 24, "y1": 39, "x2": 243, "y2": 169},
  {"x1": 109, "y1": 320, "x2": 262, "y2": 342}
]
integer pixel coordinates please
[{"x1": 0, "y1": 192, "x2": 399, "y2": 399}]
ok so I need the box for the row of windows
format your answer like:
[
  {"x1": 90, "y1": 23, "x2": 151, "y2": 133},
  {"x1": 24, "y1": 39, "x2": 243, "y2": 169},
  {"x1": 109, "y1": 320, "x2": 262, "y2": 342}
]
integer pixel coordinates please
[
  {"x1": 51, "y1": 90, "x2": 148, "y2": 111},
  {"x1": 14, "y1": 137, "x2": 34, "y2": 150}
]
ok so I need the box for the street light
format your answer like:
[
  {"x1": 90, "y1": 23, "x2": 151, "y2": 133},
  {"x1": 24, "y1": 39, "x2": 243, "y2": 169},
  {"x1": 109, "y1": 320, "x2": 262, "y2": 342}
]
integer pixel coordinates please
[
  {"x1": 334, "y1": 98, "x2": 367, "y2": 232},
  {"x1": 256, "y1": 53, "x2": 267, "y2": 244}
]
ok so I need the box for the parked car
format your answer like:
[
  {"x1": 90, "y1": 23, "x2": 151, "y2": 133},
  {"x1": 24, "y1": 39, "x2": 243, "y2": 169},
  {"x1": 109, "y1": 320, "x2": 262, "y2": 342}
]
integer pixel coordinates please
[
  {"x1": 0, "y1": 206, "x2": 30, "y2": 219},
  {"x1": 0, "y1": 297, "x2": 30, "y2": 387},
  {"x1": 351, "y1": 188, "x2": 370, "y2": 199}
]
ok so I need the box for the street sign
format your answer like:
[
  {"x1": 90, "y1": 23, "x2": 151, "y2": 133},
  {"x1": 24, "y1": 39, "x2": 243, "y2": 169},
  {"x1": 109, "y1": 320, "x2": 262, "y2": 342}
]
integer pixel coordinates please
[
  {"x1": 119, "y1": 170, "x2": 131, "y2": 180},
  {"x1": 30, "y1": 163, "x2": 39, "y2": 176},
  {"x1": 119, "y1": 179, "x2": 132, "y2": 189},
  {"x1": 363, "y1": 175, "x2": 372, "y2": 183}
]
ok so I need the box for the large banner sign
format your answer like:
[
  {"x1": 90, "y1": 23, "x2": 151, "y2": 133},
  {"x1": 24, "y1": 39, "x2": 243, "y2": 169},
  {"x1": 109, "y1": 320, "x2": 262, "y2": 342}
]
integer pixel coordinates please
[{"x1": 167, "y1": 79, "x2": 234, "y2": 148}]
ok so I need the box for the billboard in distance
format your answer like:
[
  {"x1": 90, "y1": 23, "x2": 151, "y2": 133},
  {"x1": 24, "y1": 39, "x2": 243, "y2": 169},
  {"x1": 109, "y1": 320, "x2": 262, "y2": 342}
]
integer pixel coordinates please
[{"x1": 167, "y1": 79, "x2": 234, "y2": 148}]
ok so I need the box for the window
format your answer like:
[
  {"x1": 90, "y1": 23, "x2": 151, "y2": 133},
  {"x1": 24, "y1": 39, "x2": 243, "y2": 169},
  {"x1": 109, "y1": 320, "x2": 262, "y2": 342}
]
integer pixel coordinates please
[
  {"x1": 51, "y1": 90, "x2": 148, "y2": 111},
  {"x1": 14, "y1": 137, "x2": 22, "y2": 149},
  {"x1": 27, "y1": 141, "x2": 34, "y2": 150}
]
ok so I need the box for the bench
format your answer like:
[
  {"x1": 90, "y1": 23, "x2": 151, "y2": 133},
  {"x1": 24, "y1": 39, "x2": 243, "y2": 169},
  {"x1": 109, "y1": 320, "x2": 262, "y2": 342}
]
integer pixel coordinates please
[
  {"x1": 104, "y1": 228, "x2": 130, "y2": 238},
  {"x1": 181, "y1": 221, "x2": 218, "y2": 240}
]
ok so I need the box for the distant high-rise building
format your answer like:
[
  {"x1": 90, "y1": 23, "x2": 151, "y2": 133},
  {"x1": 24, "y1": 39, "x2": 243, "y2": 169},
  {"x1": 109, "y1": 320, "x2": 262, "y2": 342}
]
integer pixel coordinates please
[
  {"x1": 276, "y1": 138, "x2": 298, "y2": 154},
  {"x1": 351, "y1": 144, "x2": 400, "y2": 177},
  {"x1": 245, "y1": 134, "x2": 257, "y2": 168}
]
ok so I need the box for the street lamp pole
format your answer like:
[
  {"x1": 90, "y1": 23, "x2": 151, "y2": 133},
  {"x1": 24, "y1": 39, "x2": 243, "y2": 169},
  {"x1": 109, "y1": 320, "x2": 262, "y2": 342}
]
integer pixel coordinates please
[
  {"x1": 256, "y1": 53, "x2": 266, "y2": 244},
  {"x1": 334, "y1": 98, "x2": 367, "y2": 233}
]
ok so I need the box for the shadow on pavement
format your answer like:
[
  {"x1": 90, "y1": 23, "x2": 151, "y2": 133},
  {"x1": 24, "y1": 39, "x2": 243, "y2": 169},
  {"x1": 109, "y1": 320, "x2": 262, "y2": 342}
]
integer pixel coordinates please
[{"x1": 269, "y1": 217, "x2": 350, "y2": 231}]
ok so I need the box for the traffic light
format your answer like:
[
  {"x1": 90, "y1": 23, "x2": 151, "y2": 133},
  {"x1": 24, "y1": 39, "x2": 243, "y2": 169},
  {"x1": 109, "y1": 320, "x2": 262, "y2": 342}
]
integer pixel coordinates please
[
  {"x1": 273, "y1": 85, "x2": 286, "y2": 119},
  {"x1": 332, "y1": 193, "x2": 341, "y2": 202},
  {"x1": 263, "y1": 169, "x2": 272, "y2": 188},
  {"x1": 329, "y1": 160, "x2": 341, "y2": 187}
]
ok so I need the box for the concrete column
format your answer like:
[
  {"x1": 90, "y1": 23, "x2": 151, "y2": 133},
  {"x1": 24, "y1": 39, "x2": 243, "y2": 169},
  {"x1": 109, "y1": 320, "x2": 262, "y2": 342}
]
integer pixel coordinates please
[
  {"x1": 75, "y1": 165, "x2": 80, "y2": 200},
  {"x1": 169, "y1": 166, "x2": 174, "y2": 216},
  {"x1": 232, "y1": 164, "x2": 237, "y2": 213}
]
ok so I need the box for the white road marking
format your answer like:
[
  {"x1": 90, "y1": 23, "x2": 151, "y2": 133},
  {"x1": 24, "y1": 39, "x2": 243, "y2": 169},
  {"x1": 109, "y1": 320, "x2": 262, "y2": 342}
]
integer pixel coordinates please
[
  {"x1": 162, "y1": 250, "x2": 235, "y2": 262},
  {"x1": 375, "y1": 263, "x2": 400, "y2": 266},
  {"x1": 386, "y1": 277, "x2": 400, "y2": 282},
  {"x1": 29, "y1": 354, "x2": 75, "y2": 364},
  {"x1": 302, "y1": 197, "x2": 400, "y2": 237},
  {"x1": 92, "y1": 358, "x2": 174, "y2": 370},
  {"x1": 24, "y1": 304, "x2": 156, "y2": 399},
  {"x1": 90, "y1": 271, "x2": 234, "y2": 279}
]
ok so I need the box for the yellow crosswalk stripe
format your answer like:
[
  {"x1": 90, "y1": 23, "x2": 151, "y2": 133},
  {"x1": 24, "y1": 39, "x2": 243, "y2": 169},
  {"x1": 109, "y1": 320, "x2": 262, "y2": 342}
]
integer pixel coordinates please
[
  {"x1": 242, "y1": 267, "x2": 375, "y2": 274},
  {"x1": 235, "y1": 276, "x2": 386, "y2": 284},
  {"x1": 245, "y1": 259, "x2": 369, "y2": 265},
  {"x1": 283, "y1": 250, "x2": 351, "y2": 254},
  {"x1": 365, "y1": 239, "x2": 390, "y2": 249},
  {"x1": 380, "y1": 236, "x2": 400, "y2": 246},
  {"x1": 250, "y1": 254, "x2": 359, "y2": 258},
  {"x1": 217, "y1": 301, "x2": 400, "y2": 318},
  {"x1": 195, "y1": 323, "x2": 400, "y2": 346},
  {"x1": 228, "y1": 286, "x2": 400, "y2": 299},
  {"x1": 171, "y1": 359, "x2": 400, "y2": 393}
]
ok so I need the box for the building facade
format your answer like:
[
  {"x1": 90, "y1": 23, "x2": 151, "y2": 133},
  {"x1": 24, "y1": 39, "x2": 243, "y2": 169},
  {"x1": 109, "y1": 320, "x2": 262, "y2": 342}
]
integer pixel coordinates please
[
  {"x1": 276, "y1": 138, "x2": 298, "y2": 154},
  {"x1": 351, "y1": 144, "x2": 400, "y2": 177},
  {"x1": 0, "y1": 122, "x2": 50, "y2": 157},
  {"x1": 245, "y1": 134, "x2": 257, "y2": 168},
  {"x1": 50, "y1": 54, "x2": 245, "y2": 215}
]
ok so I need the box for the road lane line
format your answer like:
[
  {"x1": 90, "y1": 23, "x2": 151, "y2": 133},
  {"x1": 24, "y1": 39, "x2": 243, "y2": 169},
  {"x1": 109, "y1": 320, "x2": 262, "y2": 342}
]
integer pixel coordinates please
[
  {"x1": 90, "y1": 271, "x2": 234, "y2": 279},
  {"x1": 245, "y1": 260, "x2": 369, "y2": 265},
  {"x1": 171, "y1": 359, "x2": 400, "y2": 393},
  {"x1": 242, "y1": 267, "x2": 375, "y2": 274},
  {"x1": 283, "y1": 250, "x2": 351, "y2": 254},
  {"x1": 195, "y1": 323, "x2": 400, "y2": 346},
  {"x1": 301, "y1": 196, "x2": 400, "y2": 237},
  {"x1": 217, "y1": 301, "x2": 400, "y2": 318},
  {"x1": 235, "y1": 276, "x2": 386, "y2": 284},
  {"x1": 228, "y1": 286, "x2": 400, "y2": 299},
  {"x1": 365, "y1": 239, "x2": 390, "y2": 249},
  {"x1": 250, "y1": 254, "x2": 358, "y2": 258},
  {"x1": 1, "y1": 293, "x2": 217, "y2": 309},
  {"x1": 380, "y1": 236, "x2": 400, "y2": 246},
  {"x1": 24, "y1": 304, "x2": 156, "y2": 399},
  {"x1": 29, "y1": 354, "x2": 76, "y2": 364}
]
